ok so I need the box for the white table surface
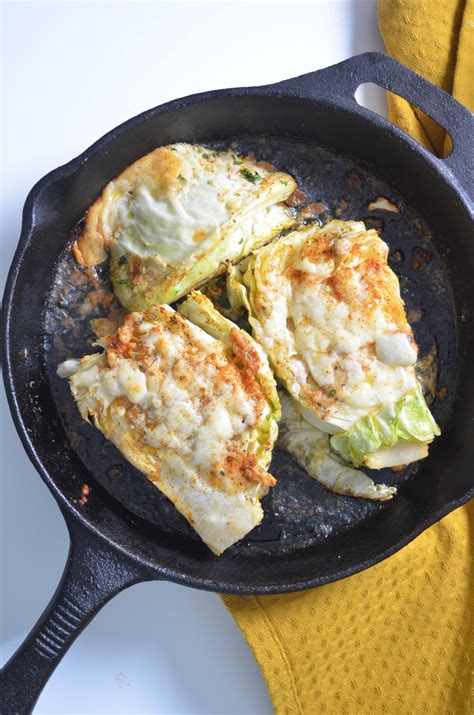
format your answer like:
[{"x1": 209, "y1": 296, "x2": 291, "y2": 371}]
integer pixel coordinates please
[{"x1": 1, "y1": 2, "x2": 386, "y2": 713}]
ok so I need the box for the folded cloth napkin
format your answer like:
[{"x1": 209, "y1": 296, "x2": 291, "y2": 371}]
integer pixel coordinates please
[
  {"x1": 222, "y1": 2, "x2": 473, "y2": 713},
  {"x1": 378, "y1": 0, "x2": 473, "y2": 155}
]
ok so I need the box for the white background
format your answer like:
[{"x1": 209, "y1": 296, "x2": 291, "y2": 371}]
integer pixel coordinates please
[{"x1": 1, "y1": 2, "x2": 386, "y2": 713}]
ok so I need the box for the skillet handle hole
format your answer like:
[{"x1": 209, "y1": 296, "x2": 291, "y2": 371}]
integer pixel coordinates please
[{"x1": 355, "y1": 83, "x2": 453, "y2": 158}]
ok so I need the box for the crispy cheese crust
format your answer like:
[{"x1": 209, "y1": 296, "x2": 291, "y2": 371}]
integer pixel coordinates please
[
  {"x1": 239, "y1": 220, "x2": 420, "y2": 433},
  {"x1": 58, "y1": 295, "x2": 280, "y2": 554}
]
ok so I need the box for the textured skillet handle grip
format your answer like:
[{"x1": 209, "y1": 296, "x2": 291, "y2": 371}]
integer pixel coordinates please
[
  {"x1": 0, "y1": 521, "x2": 149, "y2": 715},
  {"x1": 274, "y1": 52, "x2": 473, "y2": 200}
]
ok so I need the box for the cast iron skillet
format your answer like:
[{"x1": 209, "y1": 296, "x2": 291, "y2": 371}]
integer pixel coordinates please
[{"x1": 1, "y1": 53, "x2": 473, "y2": 714}]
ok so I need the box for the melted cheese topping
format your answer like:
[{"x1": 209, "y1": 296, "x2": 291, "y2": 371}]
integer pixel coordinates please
[
  {"x1": 58, "y1": 303, "x2": 277, "y2": 554},
  {"x1": 74, "y1": 144, "x2": 296, "y2": 310},
  {"x1": 111, "y1": 164, "x2": 230, "y2": 263},
  {"x1": 246, "y1": 220, "x2": 419, "y2": 432}
]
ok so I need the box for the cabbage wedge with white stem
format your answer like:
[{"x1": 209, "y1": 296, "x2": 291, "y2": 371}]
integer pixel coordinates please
[
  {"x1": 228, "y1": 219, "x2": 440, "y2": 469},
  {"x1": 57, "y1": 292, "x2": 280, "y2": 555},
  {"x1": 73, "y1": 143, "x2": 296, "y2": 311}
]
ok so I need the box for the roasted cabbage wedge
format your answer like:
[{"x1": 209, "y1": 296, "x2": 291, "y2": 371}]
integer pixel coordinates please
[
  {"x1": 228, "y1": 219, "x2": 440, "y2": 469},
  {"x1": 57, "y1": 292, "x2": 280, "y2": 555},
  {"x1": 279, "y1": 391, "x2": 396, "y2": 501},
  {"x1": 73, "y1": 143, "x2": 296, "y2": 311}
]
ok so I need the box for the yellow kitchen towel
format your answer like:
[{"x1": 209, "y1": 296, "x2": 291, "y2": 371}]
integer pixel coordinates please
[
  {"x1": 222, "y1": 2, "x2": 474, "y2": 713},
  {"x1": 378, "y1": 0, "x2": 474, "y2": 155}
]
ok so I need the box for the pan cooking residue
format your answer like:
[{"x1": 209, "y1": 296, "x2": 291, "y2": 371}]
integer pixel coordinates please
[{"x1": 44, "y1": 135, "x2": 457, "y2": 555}]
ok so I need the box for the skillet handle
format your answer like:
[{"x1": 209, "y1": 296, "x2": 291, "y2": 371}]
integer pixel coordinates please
[
  {"x1": 273, "y1": 52, "x2": 473, "y2": 199},
  {"x1": 0, "y1": 519, "x2": 150, "y2": 715}
]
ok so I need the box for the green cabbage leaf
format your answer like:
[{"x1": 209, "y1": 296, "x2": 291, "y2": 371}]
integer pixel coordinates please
[{"x1": 330, "y1": 384, "x2": 440, "y2": 468}]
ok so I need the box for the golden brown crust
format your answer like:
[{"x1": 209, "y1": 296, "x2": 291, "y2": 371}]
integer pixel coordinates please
[
  {"x1": 254, "y1": 159, "x2": 277, "y2": 172},
  {"x1": 75, "y1": 147, "x2": 183, "y2": 267},
  {"x1": 224, "y1": 449, "x2": 276, "y2": 488},
  {"x1": 293, "y1": 227, "x2": 411, "y2": 335},
  {"x1": 228, "y1": 327, "x2": 267, "y2": 421},
  {"x1": 74, "y1": 196, "x2": 109, "y2": 266},
  {"x1": 125, "y1": 146, "x2": 182, "y2": 192},
  {"x1": 93, "y1": 307, "x2": 274, "y2": 492}
]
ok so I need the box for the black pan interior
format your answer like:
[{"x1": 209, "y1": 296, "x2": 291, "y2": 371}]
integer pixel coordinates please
[
  {"x1": 44, "y1": 134, "x2": 457, "y2": 556},
  {"x1": 8, "y1": 93, "x2": 473, "y2": 592}
]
